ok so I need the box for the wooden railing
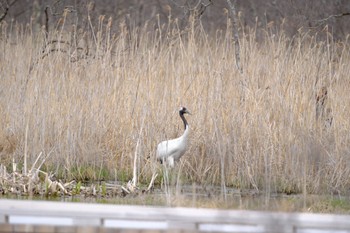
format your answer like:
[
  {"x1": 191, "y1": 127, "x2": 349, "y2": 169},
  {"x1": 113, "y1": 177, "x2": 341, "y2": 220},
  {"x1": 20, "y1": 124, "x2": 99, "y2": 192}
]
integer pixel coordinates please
[{"x1": 1, "y1": 199, "x2": 350, "y2": 232}]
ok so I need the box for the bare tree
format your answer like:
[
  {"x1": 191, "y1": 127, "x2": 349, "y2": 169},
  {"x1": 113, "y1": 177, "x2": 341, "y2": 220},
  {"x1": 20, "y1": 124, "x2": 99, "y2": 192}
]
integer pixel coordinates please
[
  {"x1": 226, "y1": 0, "x2": 242, "y2": 74},
  {"x1": 168, "y1": 0, "x2": 212, "y2": 29}
]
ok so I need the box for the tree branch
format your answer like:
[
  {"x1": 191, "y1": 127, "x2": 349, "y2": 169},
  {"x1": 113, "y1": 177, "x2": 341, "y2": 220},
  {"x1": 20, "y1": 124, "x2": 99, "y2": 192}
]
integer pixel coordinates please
[
  {"x1": 316, "y1": 12, "x2": 350, "y2": 23},
  {"x1": 0, "y1": 0, "x2": 18, "y2": 22}
]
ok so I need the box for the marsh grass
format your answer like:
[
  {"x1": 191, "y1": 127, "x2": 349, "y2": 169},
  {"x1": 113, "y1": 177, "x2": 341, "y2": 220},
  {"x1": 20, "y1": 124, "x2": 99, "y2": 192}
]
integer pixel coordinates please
[{"x1": 0, "y1": 16, "x2": 350, "y2": 196}]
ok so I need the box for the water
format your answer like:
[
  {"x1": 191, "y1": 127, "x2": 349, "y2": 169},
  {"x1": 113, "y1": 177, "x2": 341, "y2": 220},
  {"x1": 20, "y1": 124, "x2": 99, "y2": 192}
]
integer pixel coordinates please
[{"x1": 2, "y1": 185, "x2": 350, "y2": 214}]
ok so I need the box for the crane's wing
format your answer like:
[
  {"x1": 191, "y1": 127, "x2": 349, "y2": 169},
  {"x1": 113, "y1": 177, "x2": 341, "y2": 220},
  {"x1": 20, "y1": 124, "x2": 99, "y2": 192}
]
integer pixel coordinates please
[{"x1": 156, "y1": 137, "x2": 184, "y2": 159}]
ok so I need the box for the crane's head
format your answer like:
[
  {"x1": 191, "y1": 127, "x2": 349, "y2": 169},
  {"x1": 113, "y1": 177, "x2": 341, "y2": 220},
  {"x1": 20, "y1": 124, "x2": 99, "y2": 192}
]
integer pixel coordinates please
[{"x1": 179, "y1": 107, "x2": 191, "y2": 115}]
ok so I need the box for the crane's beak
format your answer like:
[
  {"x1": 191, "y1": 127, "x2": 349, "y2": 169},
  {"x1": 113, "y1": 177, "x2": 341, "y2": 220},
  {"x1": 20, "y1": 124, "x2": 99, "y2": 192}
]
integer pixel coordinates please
[{"x1": 185, "y1": 109, "x2": 192, "y2": 115}]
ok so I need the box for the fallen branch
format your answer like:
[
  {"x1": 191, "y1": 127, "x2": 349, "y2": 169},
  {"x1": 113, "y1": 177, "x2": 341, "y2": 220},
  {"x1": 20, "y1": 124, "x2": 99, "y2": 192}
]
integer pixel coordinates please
[{"x1": 146, "y1": 172, "x2": 158, "y2": 192}]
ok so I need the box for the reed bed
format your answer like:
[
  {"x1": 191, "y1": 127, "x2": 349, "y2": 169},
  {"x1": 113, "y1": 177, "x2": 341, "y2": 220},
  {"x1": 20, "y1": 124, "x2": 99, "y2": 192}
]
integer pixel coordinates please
[{"x1": 0, "y1": 16, "x2": 349, "y2": 196}]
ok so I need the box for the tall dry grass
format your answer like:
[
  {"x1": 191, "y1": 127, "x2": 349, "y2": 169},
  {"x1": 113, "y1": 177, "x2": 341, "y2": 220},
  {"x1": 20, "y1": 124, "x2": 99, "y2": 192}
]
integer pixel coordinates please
[{"x1": 0, "y1": 16, "x2": 350, "y2": 195}]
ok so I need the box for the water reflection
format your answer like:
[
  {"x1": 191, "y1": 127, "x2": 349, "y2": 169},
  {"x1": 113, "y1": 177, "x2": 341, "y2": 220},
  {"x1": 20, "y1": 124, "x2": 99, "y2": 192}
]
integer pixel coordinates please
[{"x1": 2, "y1": 185, "x2": 350, "y2": 214}]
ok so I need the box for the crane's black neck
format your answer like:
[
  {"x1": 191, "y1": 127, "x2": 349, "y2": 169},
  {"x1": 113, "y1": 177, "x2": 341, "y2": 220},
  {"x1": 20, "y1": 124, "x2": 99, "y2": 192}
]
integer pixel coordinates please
[{"x1": 179, "y1": 111, "x2": 188, "y2": 130}]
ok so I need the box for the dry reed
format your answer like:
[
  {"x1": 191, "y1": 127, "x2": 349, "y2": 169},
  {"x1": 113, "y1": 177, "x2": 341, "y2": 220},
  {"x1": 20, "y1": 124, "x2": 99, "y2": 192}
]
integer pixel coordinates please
[{"x1": 0, "y1": 16, "x2": 349, "y2": 195}]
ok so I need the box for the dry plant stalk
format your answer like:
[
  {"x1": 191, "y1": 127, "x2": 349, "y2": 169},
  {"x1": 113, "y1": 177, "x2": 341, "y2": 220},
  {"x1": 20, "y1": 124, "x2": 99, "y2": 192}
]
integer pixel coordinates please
[{"x1": 0, "y1": 13, "x2": 349, "y2": 196}]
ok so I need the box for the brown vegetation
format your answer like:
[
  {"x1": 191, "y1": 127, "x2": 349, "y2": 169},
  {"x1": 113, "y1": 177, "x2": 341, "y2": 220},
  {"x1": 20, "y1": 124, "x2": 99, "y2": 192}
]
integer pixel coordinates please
[{"x1": 0, "y1": 4, "x2": 350, "y2": 197}]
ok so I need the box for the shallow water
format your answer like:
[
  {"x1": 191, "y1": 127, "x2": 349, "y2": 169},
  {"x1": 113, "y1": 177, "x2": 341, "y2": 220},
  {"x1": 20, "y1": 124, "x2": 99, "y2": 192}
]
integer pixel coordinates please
[{"x1": 2, "y1": 184, "x2": 350, "y2": 214}]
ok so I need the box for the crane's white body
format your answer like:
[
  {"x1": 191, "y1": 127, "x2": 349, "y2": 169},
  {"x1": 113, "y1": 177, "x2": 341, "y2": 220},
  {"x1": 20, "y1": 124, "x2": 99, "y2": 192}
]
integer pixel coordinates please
[
  {"x1": 156, "y1": 126, "x2": 190, "y2": 167},
  {"x1": 156, "y1": 107, "x2": 191, "y2": 167}
]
